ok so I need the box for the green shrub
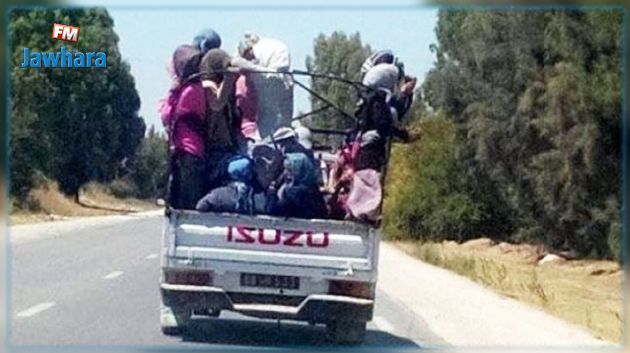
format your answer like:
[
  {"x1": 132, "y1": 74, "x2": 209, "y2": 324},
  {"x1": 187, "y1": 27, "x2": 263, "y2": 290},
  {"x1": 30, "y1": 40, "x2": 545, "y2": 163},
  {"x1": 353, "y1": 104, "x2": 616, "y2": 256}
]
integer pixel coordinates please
[{"x1": 384, "y1": 114, "x2": 485, "y2": 242}]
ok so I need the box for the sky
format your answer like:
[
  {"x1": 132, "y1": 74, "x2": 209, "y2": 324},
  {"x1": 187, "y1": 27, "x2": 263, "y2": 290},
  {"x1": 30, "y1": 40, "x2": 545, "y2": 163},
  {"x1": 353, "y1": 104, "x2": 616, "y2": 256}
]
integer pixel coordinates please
[{"x1": 106, "y1": 4, "x2": 438, "y2": 131}]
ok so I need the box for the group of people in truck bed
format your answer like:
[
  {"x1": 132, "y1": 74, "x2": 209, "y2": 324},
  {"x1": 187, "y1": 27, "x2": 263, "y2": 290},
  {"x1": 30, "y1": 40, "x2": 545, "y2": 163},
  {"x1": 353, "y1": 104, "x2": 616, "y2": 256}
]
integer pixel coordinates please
[{"x1": 160, "y1": 29, "x2": 416, "y2": 224}]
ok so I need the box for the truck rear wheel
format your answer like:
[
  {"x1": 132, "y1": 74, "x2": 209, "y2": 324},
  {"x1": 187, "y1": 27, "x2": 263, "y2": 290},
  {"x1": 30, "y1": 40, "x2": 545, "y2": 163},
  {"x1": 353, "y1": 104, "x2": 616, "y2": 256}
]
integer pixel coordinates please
[
  {"x1": 160, "y1": 306, "x2": 191, "y2": 335},
  {"x1": 327, "y1": 319, "x2": 367, "y2": 345}
]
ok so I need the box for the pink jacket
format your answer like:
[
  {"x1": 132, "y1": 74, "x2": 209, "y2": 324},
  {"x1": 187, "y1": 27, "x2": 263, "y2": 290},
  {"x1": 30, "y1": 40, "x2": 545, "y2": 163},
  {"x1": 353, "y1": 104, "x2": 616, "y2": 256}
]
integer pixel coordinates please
[
  {"x1": 235, "y1": 74, "x2": 259, "y2": 140},
  {"x1": 159, "y1": 83, "x2": 207, "y2": 157}
]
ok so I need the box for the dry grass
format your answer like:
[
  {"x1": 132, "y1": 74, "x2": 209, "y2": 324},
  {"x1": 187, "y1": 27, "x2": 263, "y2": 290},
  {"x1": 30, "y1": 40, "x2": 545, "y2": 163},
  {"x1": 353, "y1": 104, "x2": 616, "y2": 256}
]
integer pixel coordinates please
[
  {"x1": 10, "y1": 181, "x2": 157, "y2": 225},
  {"x1": 79, "y1": 182, "x2": 157, "y2": 212},
  {"x1": 395, "y1": 239, "x2": 623, "y2": 343}
]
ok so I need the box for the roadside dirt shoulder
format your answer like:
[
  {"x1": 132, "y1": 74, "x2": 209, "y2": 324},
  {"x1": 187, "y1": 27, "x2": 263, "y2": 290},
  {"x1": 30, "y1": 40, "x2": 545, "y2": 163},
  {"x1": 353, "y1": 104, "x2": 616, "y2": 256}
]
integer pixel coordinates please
[{"x1": 391, "y1": 239, "x2": 622, "y2": 343}]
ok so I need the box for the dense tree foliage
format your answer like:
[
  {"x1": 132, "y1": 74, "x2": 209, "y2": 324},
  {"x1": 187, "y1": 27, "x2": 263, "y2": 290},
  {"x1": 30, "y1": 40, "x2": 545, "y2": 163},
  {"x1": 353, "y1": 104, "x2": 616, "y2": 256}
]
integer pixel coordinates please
[
  {"x1": 9, "y1": 8, "x2": 145, "y2": 200},
  {"x1": 413, "y1": 10, "x2": 622, "y2": 260},
  {"x1": 305, "y1": 32, "x2": 371, "y2": 145}
]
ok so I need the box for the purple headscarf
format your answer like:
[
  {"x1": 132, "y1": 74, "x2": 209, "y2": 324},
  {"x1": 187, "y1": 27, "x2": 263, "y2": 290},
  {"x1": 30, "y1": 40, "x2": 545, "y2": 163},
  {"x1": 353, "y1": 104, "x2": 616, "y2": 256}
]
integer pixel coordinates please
[{"x1": 171, "y1": 44, "x2": 202, "y2": 83}]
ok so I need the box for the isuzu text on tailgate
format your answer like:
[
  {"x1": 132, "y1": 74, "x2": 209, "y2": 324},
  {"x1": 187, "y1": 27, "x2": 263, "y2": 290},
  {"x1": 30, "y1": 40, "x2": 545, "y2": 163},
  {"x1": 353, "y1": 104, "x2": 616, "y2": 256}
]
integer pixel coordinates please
[{"x1": 226, "y1": 226, "x2": 329, "y2": 247}]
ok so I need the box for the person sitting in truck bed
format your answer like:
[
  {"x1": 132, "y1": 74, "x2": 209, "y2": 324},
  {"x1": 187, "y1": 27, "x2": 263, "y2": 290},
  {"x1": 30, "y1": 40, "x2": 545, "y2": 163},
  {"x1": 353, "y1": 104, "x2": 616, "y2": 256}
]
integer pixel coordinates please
[
  {"x1": 195, "y1": 155, "x2": 255, "y2": 214},
  {"x1": 271, "y1": 126, "x2": 322, "y2": 185},
  {"x1": 267, "y1": 152, "x2": 328, "y2": 219},
  {"x1": 159, "y1": 45, "x2": 207, "y2": 210}
]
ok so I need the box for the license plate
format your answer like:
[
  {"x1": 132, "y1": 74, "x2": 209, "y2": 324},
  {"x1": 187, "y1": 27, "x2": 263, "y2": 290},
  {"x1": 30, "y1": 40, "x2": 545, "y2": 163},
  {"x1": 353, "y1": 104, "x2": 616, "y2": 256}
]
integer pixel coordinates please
[{"x1": 240, "y1": 273, "x2": 300, "y2": 290}]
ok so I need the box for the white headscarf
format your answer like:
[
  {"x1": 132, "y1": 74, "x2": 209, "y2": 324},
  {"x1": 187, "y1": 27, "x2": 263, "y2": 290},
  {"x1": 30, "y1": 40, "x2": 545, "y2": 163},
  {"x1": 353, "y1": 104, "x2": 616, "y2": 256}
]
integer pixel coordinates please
[
  {"x1": 362, "y1": 63, "x2": 399, "y2": 94},
  {"x1": 239, "y1": 33, "x2": 291, "y2": 71}
]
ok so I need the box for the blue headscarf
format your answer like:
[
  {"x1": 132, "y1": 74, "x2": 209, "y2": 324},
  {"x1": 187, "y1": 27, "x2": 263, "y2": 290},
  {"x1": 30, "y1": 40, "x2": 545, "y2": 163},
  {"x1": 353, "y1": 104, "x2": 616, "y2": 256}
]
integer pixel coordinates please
[
  {"x1": 193, "y1": 28, "x2": 222, "y2": 53},
  {"x1": 284, "y1": 153, "x2": 318, "y2": 187},
  {"x1": 227, "y1": 155, "x2": 254, "y2": 184}
]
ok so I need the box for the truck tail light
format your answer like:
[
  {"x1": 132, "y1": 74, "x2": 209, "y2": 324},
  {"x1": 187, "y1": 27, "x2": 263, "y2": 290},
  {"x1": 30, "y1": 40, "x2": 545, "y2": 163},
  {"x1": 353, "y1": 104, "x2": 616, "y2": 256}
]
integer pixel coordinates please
[
  {"x1": 164, "y1": 270, "x2": 213, "y2": 286},
  {"x1": 328, "y1": 280, "x2": 374, "y2": 299}
]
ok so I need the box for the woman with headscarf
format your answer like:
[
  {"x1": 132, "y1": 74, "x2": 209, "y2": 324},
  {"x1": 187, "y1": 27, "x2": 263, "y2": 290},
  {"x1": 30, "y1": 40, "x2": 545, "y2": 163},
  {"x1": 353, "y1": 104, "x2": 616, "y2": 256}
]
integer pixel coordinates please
[
  {"x1": 192, "y1": 28, "x2": 222, "y2": 54},
  {"x1": 195, "y1": 48, "x2": 241, "y2": 190},
  {"x1": 194, "y1": 28, "x2": 261, "y2": 143},
  {"x1": 360, "y1": 50, "x2": 417, "y2": 123},
  {"x1": 158, "y1": 45, "x2": 207, "y2": 209},
  {"x1": 360, "y1": 62, "x2": 416, "y2": 143},
  {"x1": 235, "y1": 33, "x2": 294, "y2": 140},
  {"x1": 198, "y1": 48, "x2": 265, "y2": 188}
]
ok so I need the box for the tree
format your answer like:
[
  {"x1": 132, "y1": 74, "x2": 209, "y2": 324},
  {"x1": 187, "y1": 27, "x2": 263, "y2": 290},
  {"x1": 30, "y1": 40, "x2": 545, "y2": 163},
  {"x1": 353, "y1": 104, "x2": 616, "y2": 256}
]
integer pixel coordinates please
[
  {"x1": 9, "y1": 8, "x2": 145, "y2": 201},
  {"x1": 421, "y1": 10, "x2": 622, "y2": 260},
  {"x1": 305, "y1": 32, "x2": 371, "y2": 145}
]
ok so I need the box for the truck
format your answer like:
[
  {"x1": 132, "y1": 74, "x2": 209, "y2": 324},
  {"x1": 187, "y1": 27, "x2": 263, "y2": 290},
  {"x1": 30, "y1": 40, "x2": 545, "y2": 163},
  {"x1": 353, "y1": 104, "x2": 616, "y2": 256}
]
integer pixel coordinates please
[
  {"x1": 160, "y1": 209, "x2": 380, "y2": 344},
  {"x1": 159, "y1": 69, "x2": 392, "y2": 344}
]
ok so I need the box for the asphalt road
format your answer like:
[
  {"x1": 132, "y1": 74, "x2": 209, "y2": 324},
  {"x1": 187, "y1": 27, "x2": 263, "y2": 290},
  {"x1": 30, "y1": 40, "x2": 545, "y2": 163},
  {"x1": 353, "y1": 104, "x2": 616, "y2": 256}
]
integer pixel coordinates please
[
  {"x1": 8, "y1": 212, "x2": 608, "y2": 350},
  {"x1": 8, "y1": 213, "x2": 441, "y2": 349}
]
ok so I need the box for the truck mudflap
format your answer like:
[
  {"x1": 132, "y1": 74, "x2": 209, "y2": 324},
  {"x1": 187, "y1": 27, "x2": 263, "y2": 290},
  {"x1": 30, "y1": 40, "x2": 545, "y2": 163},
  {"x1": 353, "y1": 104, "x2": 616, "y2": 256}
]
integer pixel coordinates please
[{"x1": 161, "y1": 283, "x2": 374, "y2": 322}]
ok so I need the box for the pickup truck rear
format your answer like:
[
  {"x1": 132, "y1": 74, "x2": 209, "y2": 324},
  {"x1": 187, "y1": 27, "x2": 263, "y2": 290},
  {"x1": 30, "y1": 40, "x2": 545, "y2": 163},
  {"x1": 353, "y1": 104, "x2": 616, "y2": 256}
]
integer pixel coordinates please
[{"x1": 160, "y1": 209, "x2": 381, "y2": 343}]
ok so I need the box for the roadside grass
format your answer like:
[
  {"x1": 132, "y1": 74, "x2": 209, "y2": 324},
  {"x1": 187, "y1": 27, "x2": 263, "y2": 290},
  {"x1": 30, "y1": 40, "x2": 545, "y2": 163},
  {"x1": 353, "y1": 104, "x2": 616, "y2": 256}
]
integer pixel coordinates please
[
  {"x1": 10, "y1": 181, "x2": 157, "y2": 225},
  {"x1": 395, "y1": 240, "x2": 623, "y2": 343},
  {"x1": 80, "y1": 182, "x2": 157, "y2": 211}
]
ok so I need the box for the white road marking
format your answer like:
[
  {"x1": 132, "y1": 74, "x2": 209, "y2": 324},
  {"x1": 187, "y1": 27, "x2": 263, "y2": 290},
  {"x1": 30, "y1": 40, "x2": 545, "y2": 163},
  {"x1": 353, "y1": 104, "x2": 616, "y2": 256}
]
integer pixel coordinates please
[
  {"x1": 145, "y1": 253, "x2": 158, "y2": 260},
  {"x1": 16, "y1": 302, "x2": 56, "y2": 318},
  {"x1": 372, "y1": 316, "x2": 395, "y2": 333},
  {"x1": 103, "y1": 271, "x2": 124, "y2": 280}
]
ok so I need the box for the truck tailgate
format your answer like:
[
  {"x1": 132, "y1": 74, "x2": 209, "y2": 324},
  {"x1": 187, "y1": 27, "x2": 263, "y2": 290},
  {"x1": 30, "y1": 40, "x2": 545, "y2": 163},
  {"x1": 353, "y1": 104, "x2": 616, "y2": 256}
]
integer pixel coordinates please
[{"x1": 164, "y1": 210, "x2": 380, "y2": 278}]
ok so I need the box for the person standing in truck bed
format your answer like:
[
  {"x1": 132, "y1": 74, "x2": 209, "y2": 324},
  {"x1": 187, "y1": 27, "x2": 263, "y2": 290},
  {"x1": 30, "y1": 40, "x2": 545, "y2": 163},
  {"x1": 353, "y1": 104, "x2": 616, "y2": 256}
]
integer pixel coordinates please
[
  {"x1": 159, "y1": 45, "x2": 207, "y2": 209},
  {"x1": 235, "y1": 33, "x2": 293, "y2": 140},
  {"x1": 193, "y1": 28, "x2": 261, "y2": 145}
]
